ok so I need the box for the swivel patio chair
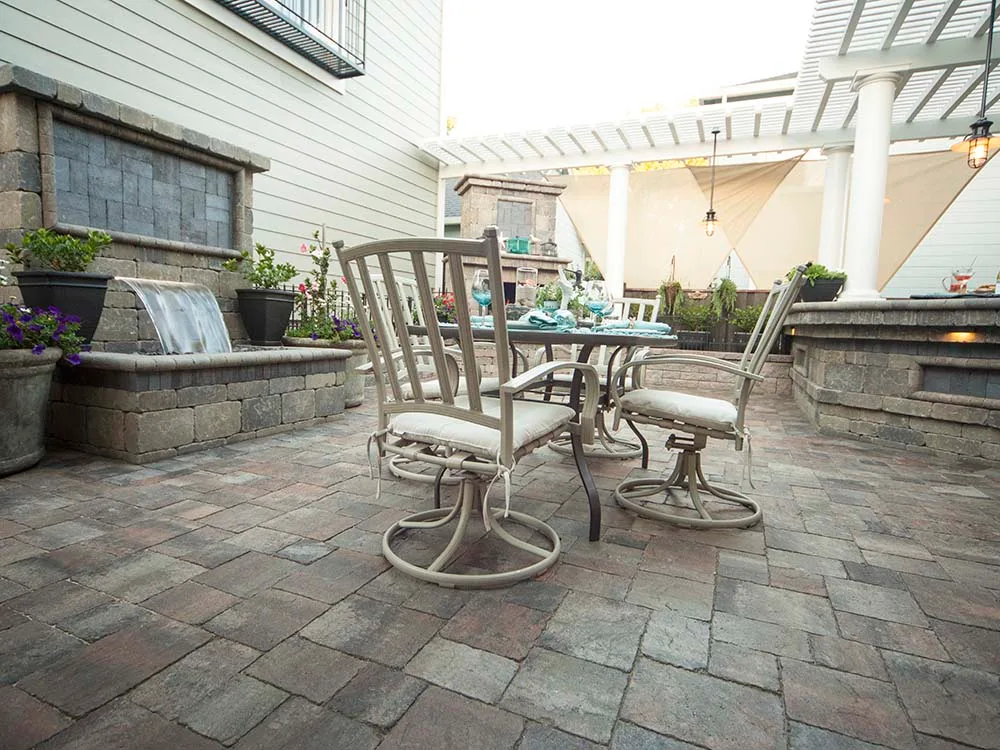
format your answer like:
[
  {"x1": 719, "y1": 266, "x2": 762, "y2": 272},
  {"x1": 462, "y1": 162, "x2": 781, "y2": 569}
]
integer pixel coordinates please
[
  {"x1": 607, "y1": 267, "x2": 806, "y2": 529},
  {"x1": 337, "y1": 228, "x2": 600, "y2": 587}
]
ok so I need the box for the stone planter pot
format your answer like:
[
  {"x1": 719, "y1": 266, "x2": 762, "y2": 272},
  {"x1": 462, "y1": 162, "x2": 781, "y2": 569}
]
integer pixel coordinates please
[
  {"x1": 0, "y1": 348, "x2": 62, "y2": 476},
  {"x1": 236, "y1": 288, "x2": 295, "y2": 346},
  {"x1": 283, "y1": 336, "x2": 368, "y2": 407},
  {"x1": 799, "y1": 278, "x2": 845, "y2": 303},
  {"x1": 13, "y1": 270, "x2": 111, "y2": 342}
]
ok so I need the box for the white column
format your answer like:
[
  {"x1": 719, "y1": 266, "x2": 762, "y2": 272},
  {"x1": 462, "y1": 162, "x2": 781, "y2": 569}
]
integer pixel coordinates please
[
  {"x1": 605, "y1": 163, "x2": 630, "y2": 298},
  {"x1": 840, "y1": 73, "x2": 898, "y2": 301},
  {"x1": 817, "y1": 145, "x2": 852, "y2": 270}
]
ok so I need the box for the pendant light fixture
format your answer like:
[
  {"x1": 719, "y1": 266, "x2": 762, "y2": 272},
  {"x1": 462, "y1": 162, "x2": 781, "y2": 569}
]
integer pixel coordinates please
[
  {"x1": 951, "y1": 0, "x2": 998, "y2": 169},
  {"x1": 703, "y1": 128, "x2": 720, "y2": 236}
]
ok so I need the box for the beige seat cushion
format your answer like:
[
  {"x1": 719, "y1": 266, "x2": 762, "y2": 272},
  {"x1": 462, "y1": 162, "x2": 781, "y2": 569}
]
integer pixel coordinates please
[
  {"x1": 620, "y1": 389, "x2": 738, "y2": 432},
  {"x1": 401, "y1": 376, "x2": 501, "y2": 400},
  {"x1": 389, "y1": 396, "x2": 575, "y2": 458}
]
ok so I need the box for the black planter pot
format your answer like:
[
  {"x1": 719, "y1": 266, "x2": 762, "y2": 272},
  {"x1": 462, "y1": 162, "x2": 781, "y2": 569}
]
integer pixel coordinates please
[
  {"x1": 733, "y1": 331, "x2": 781, "y2": 355},
  {"x1": 799, "y1": 278, "x2": 845, "y2": 303},
  {"x1": 677, "y1": 330, "x2": 710, "y2": 350},
  {"x1": 236, "y1": 288, "x2": 295, "y2": 345},
  {"x1": 13, "y1": 270, "x2": 111, "y2": 342}
]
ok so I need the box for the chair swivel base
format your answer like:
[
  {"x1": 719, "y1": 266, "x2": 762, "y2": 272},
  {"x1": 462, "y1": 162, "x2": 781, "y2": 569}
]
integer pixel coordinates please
[
  {"x1": 382, "y1": 478, "x2": 561, "y2": 589},
  {"x1": 614, "y1": 447, "x2": 761, "y2": 529},
  {"x1": 388, "y1": 454, "x2": 462, "y2": 486}
]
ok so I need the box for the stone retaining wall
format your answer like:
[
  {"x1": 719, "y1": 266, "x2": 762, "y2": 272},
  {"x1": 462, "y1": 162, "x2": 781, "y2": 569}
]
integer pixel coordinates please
[
  {"x1": 786, "y1": 299, "x2": 1000, "y2": 462},
  {"x1": 49, "y1": 348, "x2": 349, "y2": 464}
]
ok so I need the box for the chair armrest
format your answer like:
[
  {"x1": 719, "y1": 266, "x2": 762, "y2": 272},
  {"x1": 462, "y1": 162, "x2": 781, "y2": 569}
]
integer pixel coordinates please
[
  {"x1": 611, "y1": 354, "x2": 765, "y2": 387},
  {"x1": 499, "y1": 361, "x2": 601, "y2": 453}
]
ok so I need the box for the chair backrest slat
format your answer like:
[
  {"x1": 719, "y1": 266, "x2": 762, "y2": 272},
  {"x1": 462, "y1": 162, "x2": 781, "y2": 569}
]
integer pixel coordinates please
[
  {"x1": 612, "y1": 296, "x2": 661, "y2": 323},
  {"x1": 734, "y1": 265, "x2": 807, "y2": 403},
  {"x1": 355, "y1": 260, "x2": 405, "y2": 403},
  {"x1": 377, "y1": 254, "x2": 425, "y2": 403},
  {"x1": 410, "y1": 250, "x2": 456, "y2": 405},
  {"x1": 447, "y1": 243, "x2": 484, "y2": 412}
]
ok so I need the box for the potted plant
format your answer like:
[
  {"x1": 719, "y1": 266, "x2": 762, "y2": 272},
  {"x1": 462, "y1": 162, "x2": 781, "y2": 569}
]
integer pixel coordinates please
[
  {"x1": 6, "y1": 228, "x2": 113, "y2": 342},
  {"x1": 433, "y1": 292, "x2": 458, "y2": 322},
  {"x1": 0, "y1": 266, "x2": 85, "y2": 476},
  {"x1": 282, "y1": 231, "x2": 368, "y2": 407},
  {"x1": 223, "y1": 243, "x2": 298, "y2": 345},
  {"x1": 791, "y1": 263, "x2": 847, "y2": 303},
  {"x1": 729, "y1": 304, "x2": 763, "y2": 351},
  {"x1": 710, "y1": 277, "x2": 739, "y2": 319},
  {"x1": 535, "y1": 282, "x2": 562, "y2": 311},
  {"x1": 676, "y1": 303, "x2": 717, "y2": 350}
]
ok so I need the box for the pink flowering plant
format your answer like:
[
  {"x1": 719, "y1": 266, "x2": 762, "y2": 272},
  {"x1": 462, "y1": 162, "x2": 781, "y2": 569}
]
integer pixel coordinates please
[
  {"x1": 286, "y1": 231, "x2": 363, "y2": 341},
  {"x1": 1, "y1": 302, "x2": 86, "y2": 364}
]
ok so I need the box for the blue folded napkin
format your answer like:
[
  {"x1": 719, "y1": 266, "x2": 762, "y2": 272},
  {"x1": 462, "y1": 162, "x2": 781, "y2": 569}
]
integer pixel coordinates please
[
  {"x1": 593, "y1": 320, "x2": 672, "y2": 333},
  {"x1": 519, "y1": 310, "x2": 559, "y2": 329}
]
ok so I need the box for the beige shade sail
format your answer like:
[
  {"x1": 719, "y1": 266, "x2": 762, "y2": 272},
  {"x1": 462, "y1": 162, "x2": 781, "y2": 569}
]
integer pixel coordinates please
[
  {"x1": 878, "y1": 151, "x2": 979, "y2": 289},
  {"x1": 688, "y1": 157, "x2": 803, "y2": 247},
  {"x1": 554, "y1": 151, "x2": 978, "y2": 292}
]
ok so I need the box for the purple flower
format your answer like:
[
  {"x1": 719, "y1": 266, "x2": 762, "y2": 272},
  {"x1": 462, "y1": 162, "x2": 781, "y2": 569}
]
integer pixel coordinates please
[
  {"x1": 66, "y1": 353, "x2": 82, "y2": 366},
  {"x1": 28, "y1": 324, "x2": 43, "y2": 332},
  {"x1": 51, "y1": 331, "x2": 61, "y2": 342},
  {"x1": 81, "y1": 344, "x2": 92, "y2": 352},
  {"x1": 31, "y1": 344, "x2": 45, "y2": 355},
  {"x1": 48, "y1": 306, "x2": 60, "y2": 315},
  {"x1": 65, "y1": 314, "x2": 81, "y2": 324},
  {"x1": 6, "y1": 324, "x2": 23, "y2": 342},
  {"x1": 310, "y1": 332, "x2": 319, "y2": 340},
  {"x1": 1, "y1": 312, "x2": 12, "y2": 324},
  {"x1": 19, "y1": 313, "x2": 32, "y2": 323}
]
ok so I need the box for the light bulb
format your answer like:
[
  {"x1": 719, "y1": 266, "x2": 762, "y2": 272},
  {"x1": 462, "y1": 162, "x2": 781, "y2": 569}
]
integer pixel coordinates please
[{"x1": 704, "y1": 220, "x2": 716, "y2": 237}]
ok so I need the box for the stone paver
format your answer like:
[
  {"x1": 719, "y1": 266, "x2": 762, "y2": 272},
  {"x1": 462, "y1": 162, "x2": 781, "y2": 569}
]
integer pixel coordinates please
[
  {"x1": 782, "y1": 659, "x2": 916, "y2": 749},
  {"x1": 405, "y1": 636, "x2": 517, "y2": 703},
  {"x1": 1, "y1": 392, "x2": 999, "y2": 750},
  {"x1": 885, "y1": 651, "x2": 1000, "y2": 749},
  {"x1": 621, "y1": 658, "x2": 785, "y2": 750},
  {"x1": 501, "y1": 648, "x2": 628, "y2": 743},
  {"x1": 380, "y1": 686, "x2": 523, "y2": 750}
]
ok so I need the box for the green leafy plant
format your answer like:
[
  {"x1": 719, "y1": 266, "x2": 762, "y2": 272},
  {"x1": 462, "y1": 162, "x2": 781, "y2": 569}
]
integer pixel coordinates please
[
  {"x1": 710, "y1": 277, "x2": 739, "y2": 318},
  {"x1": 729, "y1": 304, "x2": 763, "y2": 333},
  {"x1": 433, "y1": 292, "x2": 457, "y2": 323},
  {"x1": 789, "y1": 263, "x2": 847, "y2": 286},
  {"x1": 535, "y1": 282, "x2": 562, "y2": 306},
  {"x1": 677, "y1": 303, "x2": 718, "y2": 332},
  {"x1": 222, "y1": 243, "x2": 297, "y2": 289},
  {"x1": 6, "y1": 228, "x2": 111, "y2": 272},
  {"x1": 583, "y1": 259, "x2": 604, "y2": 281},
  {"x1": 658, "y1": 280, "x2": 685, "y2": 319},
  {"x1": 1, "y1": 302, "x2": 85, "y2": 363}
]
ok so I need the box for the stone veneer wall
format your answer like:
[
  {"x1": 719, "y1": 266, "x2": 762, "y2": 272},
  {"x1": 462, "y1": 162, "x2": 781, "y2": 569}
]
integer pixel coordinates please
[
  {"x1": 456, "y1": 174, "x2": 565, "y2": 243},
  {"x1": 49, "y1": 349, "x2": 349, "y2": 464},
  {"x1": 0, "y1": 65, "x2": 270, "y2": 351},
  {"x1": 786, "y1": 299, "x2": 1000, "y2": 462}
]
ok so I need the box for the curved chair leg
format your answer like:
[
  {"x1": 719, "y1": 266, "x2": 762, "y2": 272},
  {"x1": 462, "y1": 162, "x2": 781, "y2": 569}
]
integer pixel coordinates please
[
  {"x1": 549, "y1": 411, "x2": 643, "y2": 460},
  {"x1": 382, "y1": 476, "x2": 561, "y2": 588},
  {"x1": 624, "y1": 418, "x2": 650, "y2": 469},
  {"x1": 614, "y1": 446, "x2": 761, "y2": 529}
]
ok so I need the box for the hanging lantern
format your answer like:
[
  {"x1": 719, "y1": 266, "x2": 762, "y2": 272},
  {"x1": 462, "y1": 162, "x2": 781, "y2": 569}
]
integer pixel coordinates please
[
  {"x1": 952, "y1": 0, "x2": 998, "y2": 169},
  {"x1": 703, "y1": 128, "x2": 721, "y2": 236}
]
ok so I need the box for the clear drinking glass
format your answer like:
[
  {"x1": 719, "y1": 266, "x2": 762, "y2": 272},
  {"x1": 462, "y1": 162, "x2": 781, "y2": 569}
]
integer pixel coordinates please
[
  {"x1": 585, "y1": 280, "x2": 612, "y2": 319},
  {"x1": 471, "y1": 269, "x2": 492, "y2": 313},
  {"x1": 515, "y1": 267, "x2": 538, "y2": 307}
]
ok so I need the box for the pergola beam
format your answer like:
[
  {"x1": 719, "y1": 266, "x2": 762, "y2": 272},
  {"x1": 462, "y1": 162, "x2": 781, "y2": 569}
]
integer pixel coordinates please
[
  {"x1": 881, "y1": 0, "x2": 915, "y2": 50},
  {"x1": 924, "y1": 0, "x2": 963, "y2": 43},
  {"x1": 431, "y1": 117, "x2": 972, "y2": 178},
  {"x1": 819, "y1": 35, "x2": 987, "y2": 81}
]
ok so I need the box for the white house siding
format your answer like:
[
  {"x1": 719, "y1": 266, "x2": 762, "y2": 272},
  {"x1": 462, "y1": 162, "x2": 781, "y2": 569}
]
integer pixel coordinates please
[
  {"x1": 883, "y1": 155, "x2": 1000, "y2": 297},
  {"x1": 0, "y1": 0, "x2": 442, "y2": 278}
]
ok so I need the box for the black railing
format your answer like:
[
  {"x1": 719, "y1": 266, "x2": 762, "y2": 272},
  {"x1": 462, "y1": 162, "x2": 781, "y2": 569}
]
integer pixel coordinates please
[{"x1": 214, "y1": 0, "x2": 366, "y2": 78}]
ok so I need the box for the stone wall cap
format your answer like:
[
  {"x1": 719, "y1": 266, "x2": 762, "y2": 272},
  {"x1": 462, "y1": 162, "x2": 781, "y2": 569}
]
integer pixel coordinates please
[
  {"x1": 0, "y1": 64, "x2": 270, "y2": 172},
  {"x1": 791, "y1": 298, "x2": 1000, "y2": 312},
  {"x1": 455, "y1": 174, "x2": 566, "y2": 196},
  {"x1": 77, "y1": 347, "x2": 350, "y2": 371}
]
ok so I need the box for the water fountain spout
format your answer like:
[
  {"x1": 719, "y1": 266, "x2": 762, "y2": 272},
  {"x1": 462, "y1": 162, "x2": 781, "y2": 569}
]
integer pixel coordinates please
[{"x1": 118, "y1": 278, "x2": 232, "y2": 354}]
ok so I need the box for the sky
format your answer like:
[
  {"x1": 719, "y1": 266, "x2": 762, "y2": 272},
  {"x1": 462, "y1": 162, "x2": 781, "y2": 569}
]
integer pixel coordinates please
[{"x1": 441, "y1": 0, "x2": 815, "y2": 136}]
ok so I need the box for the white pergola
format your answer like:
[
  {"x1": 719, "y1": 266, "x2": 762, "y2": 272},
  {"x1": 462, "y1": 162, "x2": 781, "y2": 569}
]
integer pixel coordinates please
[{"x1": 423, "y1": 0, "x2": 998, "y2": 300}]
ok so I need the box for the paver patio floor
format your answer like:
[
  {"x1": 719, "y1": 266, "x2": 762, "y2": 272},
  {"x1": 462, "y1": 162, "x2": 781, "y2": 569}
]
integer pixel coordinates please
[{"x1": 1, "y1": 393, "x2": 999, "y2": 749}]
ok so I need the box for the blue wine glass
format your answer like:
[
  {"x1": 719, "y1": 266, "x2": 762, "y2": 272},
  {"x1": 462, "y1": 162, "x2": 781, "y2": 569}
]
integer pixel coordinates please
[{"x1": 471, "y1": 270, "x2": 491, "y2": 313}]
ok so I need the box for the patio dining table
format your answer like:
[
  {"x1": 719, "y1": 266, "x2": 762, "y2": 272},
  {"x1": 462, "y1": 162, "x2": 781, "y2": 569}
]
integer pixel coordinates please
[{"x1": 408, "y1": 322, "x2": 679, "y2": 540}]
